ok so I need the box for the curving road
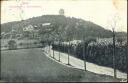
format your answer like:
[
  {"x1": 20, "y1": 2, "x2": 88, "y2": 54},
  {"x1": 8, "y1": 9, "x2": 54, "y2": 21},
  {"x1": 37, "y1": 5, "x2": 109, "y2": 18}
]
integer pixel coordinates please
[
  {"x1": 1, "y1": 48, "x2": 121, "y2": 82},
  {"x1": 46, "y1": 46, "x2": 127, "y2": 79}
]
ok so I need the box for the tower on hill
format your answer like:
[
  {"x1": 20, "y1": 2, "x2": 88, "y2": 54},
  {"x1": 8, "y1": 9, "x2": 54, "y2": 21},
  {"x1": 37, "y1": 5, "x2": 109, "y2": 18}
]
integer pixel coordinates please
[{"x1": 59, "y1": 9, "x2": 65, "y2": 15}]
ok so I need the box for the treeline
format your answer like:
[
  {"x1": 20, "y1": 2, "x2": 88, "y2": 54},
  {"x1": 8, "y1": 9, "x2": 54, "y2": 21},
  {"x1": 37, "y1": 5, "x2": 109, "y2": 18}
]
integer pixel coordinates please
[{"x1": 52, "y1": 40, "x2": 127, "y2": 73}]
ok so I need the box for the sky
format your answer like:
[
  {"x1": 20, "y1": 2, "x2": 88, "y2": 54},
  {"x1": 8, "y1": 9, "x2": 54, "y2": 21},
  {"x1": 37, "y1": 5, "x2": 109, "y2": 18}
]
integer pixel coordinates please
[{"x1": 1, "y1": 0, "x2": 127, "y2": 32}]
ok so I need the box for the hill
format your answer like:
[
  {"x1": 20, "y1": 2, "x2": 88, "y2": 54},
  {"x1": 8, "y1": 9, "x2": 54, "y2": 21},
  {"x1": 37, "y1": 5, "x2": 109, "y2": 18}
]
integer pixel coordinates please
[{"x1": 1, "y1": 15, "x2": 127, "y2": 40}]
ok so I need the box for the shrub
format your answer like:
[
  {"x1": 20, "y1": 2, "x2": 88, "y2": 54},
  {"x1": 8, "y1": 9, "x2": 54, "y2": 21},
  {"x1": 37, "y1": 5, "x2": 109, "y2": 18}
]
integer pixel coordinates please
[
  {"x1": 19, "y1": 42, "x2": 23, "y2": 46},
  {"x1": 8, "y1": 40, "x2": 17, "y2": 50},
  {"x1": 33, "y1": 41, "x2": 37, "y2": 45}
]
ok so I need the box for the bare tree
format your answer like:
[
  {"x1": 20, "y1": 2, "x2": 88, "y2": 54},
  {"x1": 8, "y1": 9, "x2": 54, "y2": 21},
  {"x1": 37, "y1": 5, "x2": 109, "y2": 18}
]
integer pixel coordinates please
[
  {"x1": 82, "y1": 35, "x2": 86, "y2": 71},
  {"x1": 66, "y1": 27, "x2": 73, "y2": 65},
  {"x1": 109, "y1": 14, "x2": 120, "y2": 78},
  {"x1": 55, "y1": 25, "x2": 66, "y2": 62}
]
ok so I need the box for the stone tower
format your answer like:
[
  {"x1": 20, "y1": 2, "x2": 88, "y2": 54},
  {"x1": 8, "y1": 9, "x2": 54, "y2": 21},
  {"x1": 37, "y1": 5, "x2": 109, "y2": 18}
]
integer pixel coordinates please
[{"x1": 59, "y1": 9, "x2": 64, "y2": 15}]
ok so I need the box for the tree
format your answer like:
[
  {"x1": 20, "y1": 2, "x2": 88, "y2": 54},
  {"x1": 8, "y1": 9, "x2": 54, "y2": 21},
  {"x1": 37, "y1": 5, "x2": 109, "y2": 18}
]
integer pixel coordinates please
[
  {"x1": 117, "y1": 37, "x2": 123, "y2": 45},
  {"x1": 54, "y1": 24, "x2": 67, "y2": 61},
  {"x1": 65, "y1": 26, "x2": 73, "y2": 65},
  {"x1": 108, "y1": 14, "x2": 120, "y2": 78},
  {"x1": 8, "y1": 40, "x2": 17, "y2": 50}
]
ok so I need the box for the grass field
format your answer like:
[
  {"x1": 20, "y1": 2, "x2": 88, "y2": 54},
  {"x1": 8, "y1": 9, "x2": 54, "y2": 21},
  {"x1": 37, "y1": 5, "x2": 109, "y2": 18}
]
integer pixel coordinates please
[
  {"x1": 1, "y1": 48, "x2": 121, "y2": 82},
  {"x1": 1, "y1": 39, "x2": 39, "y2": 46},
  {"x1": 1, "y1": 39, "x2": 42, "y2": 50}
]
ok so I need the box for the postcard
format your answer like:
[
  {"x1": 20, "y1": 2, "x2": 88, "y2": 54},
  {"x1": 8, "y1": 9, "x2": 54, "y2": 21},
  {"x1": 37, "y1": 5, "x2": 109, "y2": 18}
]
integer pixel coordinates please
[{"x1": 1, "y1": 0, "x2": 127, "y2": 82}]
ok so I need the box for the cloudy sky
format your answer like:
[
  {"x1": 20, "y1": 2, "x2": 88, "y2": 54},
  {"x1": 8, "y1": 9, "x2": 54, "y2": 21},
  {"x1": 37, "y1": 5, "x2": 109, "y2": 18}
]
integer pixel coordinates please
[{"x1": 1, "y1": 0, "x2": 127, "y2": 32}]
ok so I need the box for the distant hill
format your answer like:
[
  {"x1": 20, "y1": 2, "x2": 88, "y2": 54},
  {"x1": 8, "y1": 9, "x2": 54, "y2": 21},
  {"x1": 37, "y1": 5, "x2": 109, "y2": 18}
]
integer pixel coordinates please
[{"x1": 1, "y1": 15, "x2": 127, "y2": 40}]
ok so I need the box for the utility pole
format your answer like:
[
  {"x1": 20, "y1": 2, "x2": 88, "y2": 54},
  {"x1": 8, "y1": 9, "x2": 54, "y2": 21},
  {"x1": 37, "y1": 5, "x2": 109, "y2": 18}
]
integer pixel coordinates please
[{"x1": 112, "y1": 28, "x2": 116, "y2": 78}]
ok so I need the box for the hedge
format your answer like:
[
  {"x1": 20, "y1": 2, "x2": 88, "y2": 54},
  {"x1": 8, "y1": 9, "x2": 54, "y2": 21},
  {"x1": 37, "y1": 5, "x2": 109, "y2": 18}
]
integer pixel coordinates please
[{"x1": 52, "y1": 41, "x2": 127, "y2": 73}]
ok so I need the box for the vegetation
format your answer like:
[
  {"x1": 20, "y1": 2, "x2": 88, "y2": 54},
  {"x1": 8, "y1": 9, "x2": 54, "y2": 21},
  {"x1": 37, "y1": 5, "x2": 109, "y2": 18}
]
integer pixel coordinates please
[
  {"x1": 86, "y1": 43, "x2": 127, "y2": 73},
  {"x1": 8, "y1": 40, "x2": 17, "y2": 50},
  {"x1": 1, "y1": 39, "x2": 45, "y2": 51},
  {"x1": 1, "y1": 15, "x2": 126, "y2": 82},
  {"x1": 52, "y1": 38, "x2": 127, "y2": 73},
  {"x1": 1, "y1": 15, "x2": 127, "y2": 40}
]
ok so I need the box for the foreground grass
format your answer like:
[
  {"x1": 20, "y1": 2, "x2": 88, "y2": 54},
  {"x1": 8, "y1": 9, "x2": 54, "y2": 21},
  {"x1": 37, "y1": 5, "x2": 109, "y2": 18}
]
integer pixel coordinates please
[{"x1": 1, "y1": 48, "x2": 121, "y2": 82}]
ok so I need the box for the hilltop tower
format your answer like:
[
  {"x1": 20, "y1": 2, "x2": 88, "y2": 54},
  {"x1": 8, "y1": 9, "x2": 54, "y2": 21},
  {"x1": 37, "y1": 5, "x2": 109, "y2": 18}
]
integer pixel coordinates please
[{"x1": 59, "y1": 9, "x2": 64, "y2": 15}]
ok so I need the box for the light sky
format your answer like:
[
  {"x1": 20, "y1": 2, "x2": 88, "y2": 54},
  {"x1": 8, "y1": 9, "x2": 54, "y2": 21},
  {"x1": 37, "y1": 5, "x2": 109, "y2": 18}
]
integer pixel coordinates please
[{"x1": 1, "y1": 0, "x2": 127, "y2": 32}]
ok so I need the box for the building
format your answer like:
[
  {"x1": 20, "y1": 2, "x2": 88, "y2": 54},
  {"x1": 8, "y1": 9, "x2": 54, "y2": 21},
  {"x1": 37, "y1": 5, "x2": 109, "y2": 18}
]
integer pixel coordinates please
[
  {"x1": 23, "y1": 25, "x2": 34, "y2": 31},
  {"x1": 59, "y1": 9, "x2": 64, "y2": 15}
]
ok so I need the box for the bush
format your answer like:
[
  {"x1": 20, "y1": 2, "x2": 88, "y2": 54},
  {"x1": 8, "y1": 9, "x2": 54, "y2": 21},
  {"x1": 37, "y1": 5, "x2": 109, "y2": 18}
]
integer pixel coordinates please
[
  {"x1": 8, "y1": 40, "x2": 17, "y2": 50},
  {"x1": 33, "y1": 41, "x2": 37, "y2": 45},
  {"x1": 86, "y1": 44, "x2": 127, "y2": 73},
  {"x1": 19, "y1": 42, "x2": 23, "y2": 46},
  {"x1": 4, "y1": 45, "x2": 8, "y2": 48}
]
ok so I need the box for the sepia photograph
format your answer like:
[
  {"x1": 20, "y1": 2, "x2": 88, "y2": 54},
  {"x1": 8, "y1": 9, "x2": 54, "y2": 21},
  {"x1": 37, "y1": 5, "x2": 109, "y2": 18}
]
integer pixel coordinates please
[{"x1": 0, "y1": 0, "x2": 127, "y2": 82}]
